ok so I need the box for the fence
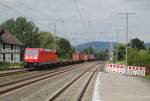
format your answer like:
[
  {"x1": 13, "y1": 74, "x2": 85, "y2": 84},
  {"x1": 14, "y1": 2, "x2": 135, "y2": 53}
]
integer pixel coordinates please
[{"x1": 105, "y1": 64, "x2": 146, "y2": 76}]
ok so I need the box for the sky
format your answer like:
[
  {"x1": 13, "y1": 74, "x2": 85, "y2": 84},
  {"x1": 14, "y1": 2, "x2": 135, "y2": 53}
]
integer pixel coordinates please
[{"x1": 0, "y1": 0, "x2": 150, "y2": 45}]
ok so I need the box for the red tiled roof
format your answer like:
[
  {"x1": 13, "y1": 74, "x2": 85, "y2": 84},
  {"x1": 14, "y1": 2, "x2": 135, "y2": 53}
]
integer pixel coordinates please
[{"x1": 0, "y1": 29, "x2": 23, "y2": 46}]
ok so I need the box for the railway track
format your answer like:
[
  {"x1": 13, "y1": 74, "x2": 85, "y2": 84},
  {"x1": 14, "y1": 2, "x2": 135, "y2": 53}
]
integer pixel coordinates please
[
  {"x1": 0, "y1": 62, "x2": 87, "y2": 78},
  {"x1": 48, "y1": 63, "x2": 101, "y2": 101},
  {"x1": 0, "y1": 68, "x2": 35, "y2": 78},
  {"x1": 0, "y1": 62, "x2": 92, "y2": 96},
  {"x1": 0, "y1": 63, "x2": 86, "y2": 88}
]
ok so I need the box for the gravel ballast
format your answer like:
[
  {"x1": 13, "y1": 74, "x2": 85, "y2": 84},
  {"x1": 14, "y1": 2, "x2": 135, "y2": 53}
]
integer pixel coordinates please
[{"x1": 0, "y1": 62, "x2": 100, "y2": 101}]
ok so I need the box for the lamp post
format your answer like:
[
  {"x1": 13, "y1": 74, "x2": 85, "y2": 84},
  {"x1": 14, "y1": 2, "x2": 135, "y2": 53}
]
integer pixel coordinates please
[
  {"x1": 111, "y1": 32, "x2": 115, "y2": 63},
  {"x1": 112, "y1": 28, "x2": 120, "y2": 64},
  {"x1": 49, "y1": 20, "x2": 64, "y2": 51},
  {"x1": 119, "y1": 12, "x2": 136, "y2": 75},
  {"x1": 91, "y1": 46, "x2": 95, "y2": 55}
]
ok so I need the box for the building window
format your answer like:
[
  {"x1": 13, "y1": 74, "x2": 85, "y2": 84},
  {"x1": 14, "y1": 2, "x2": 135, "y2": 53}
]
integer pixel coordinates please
[
  {"x1": 0, "y1": 43, "x2": 2, "y2": 48},
  {"x1": 11, "y1": 45, "x2": 13, "y2": 50},
  {"x1": 3, "y1": 44, "x2": 5, "y2": 49},
  {"x1": 3, "y1": 53, "x2": 5, "y2": 62},
  {"x1": 11, "y1": 54, "x2": 13, "y2": 61}
]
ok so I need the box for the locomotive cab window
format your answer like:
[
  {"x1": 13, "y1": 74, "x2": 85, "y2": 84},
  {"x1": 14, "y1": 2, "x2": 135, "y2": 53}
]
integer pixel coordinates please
[{"x1": 25, "y1": 49, "x2": 38, "y2": 57}]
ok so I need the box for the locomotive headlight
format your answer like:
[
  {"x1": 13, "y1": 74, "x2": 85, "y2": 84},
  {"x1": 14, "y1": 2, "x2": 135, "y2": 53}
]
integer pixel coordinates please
[
  {"x1": 33, "y1": 57, "x2": 37, "y2": 59},
  {"x1": 25, "y1": 57, "x2": 29, "y2": 59}
]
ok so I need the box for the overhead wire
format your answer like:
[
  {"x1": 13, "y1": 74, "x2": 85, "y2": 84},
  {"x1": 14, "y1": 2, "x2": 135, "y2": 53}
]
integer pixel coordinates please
[
  {"x1": 0, "y1": 1, "x2": 59, "y2": 30},
  {"x1": 77, "y1": 3, "x2": 92, "y2": 33},
  {"x1": 0, "y1": 1, "x2": 34, "y2": 22},
  {"x1": 0, "y1": 2, "x2": 26, "y2": 17},
  {"x1": 73, "y1": 0, "x2": 88, "y2": 33},
  {"x1": 16, "y1": 1, "x2": 70, "y2": 35},
  {"x1": 0, "y1": 0, "x2": 94, "y2": 45},
  {"x1": 10, "y1": 1, "x2": 55, "y2": 30},
  {"x1": 72, "y1": 0, "x2": 99, "y2": 44}
]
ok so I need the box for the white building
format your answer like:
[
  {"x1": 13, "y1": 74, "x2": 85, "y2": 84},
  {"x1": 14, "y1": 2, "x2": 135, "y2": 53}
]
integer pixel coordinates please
[{"x1": 0, "y1": 29, "x2": 23, "y2": 63}]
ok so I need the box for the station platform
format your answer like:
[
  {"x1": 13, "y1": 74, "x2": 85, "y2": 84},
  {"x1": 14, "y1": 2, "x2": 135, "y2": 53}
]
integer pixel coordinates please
[{"x1": 92, "y1": 72, "x2": 150, "y2": 101}]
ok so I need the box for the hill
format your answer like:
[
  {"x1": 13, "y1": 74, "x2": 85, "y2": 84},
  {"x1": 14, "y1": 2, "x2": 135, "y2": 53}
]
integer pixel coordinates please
[
  {"x1": 144, "y1": 43, "x2": 150, "y2": 48},
  {"x1": 75, "y1": 41, "x2": 112, "y2": 52},
  {"x1": 75, "y1": 42, "x2": 150, "y2": 52}
]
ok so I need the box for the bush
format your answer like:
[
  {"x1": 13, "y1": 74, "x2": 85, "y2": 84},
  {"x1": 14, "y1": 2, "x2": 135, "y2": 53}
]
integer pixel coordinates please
[
  {"x1": 0, "y1": 62, "x2": 23, "y2": 70},
  {"x1": 127, "y1": 49, "x2": 150, "y2": 67}
]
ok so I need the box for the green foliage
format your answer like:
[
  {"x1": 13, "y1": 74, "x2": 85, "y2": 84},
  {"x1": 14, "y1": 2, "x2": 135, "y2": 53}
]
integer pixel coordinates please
[
  {"x1": 0, "y1": 62, "x2": 23, "y2": 70},
  {"x1": 117, "y1": 43, "x2": 126, "y2": 61},
  {"x1": 144, "y1": 74, "x2": 150, "y2": 80},
  {"x1": 0, "y1": 17, "x2": 39, "y2": 47},
  {"x1": 127, "y1": 49, "x2": 150, "y2": 67},
  {"x1": 147, "y1": 47, "x2": 150, "y2": 53},
  {"x1": 82, "y1": 46, "x2": 94, "y2": 54},
  {"x1": 34, "y1": 32, "x2": 74, "y2": 59},
  {"x1": 57, "y1": 38, "x2": 74, "y2": 59},
  {"x1": 95, "y1": 51, "x2": 106, "y2": 59},
  {"x1": 0, "y1": 17, "x2": 74, "y2": 60},
  {"x1": 34, "y1": 31, "x2": 54, "y2": 48},
  {"x1": 116, "y1": 40, "x2": 150, "y2": 69},
  {"x1": 129, "y1": 38, "x2": 145, "y2": 50}
]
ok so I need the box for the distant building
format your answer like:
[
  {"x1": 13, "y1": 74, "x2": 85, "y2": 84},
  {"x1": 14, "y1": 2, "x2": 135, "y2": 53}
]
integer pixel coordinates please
[{"x1": 0, "y1": 29, "x2": 23, "y2": 63}]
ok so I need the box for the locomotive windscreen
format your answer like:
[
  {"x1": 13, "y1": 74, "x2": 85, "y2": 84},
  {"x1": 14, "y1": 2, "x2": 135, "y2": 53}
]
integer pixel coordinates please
[{"x1": 25, "y1": 49, "x2": 38, "y2": 57}]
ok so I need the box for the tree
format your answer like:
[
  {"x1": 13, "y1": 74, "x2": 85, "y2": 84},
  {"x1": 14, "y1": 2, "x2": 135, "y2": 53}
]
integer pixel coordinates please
[
  {"x1": 116, "y1": 43, "x2": 126, "y2": 61},
  {"x1": 57, "y1": 38, "x2": 73, "y2": 59},
  {"x1": 34, "y1": 32, "x2": 74, "y2": 59},
  {"x1": 35, "y1": 31, "x2": 54, "y2": 48},
  {"x1": 95, "y1": 51, "x2": 106, "y2": 59},
  {"x1": 127, "y1": 49, "x2": 150, "y2": 66},
  {"x1": 0, "y1": 17, "x2": 39, "y2": 47},
  {"x1": 82, "y1": 46, "x2": 94, "y2": 54},
  {"x1": 129, "y1": 38, "x2": 145, "y2": 50},
  {"x1": 0, "y1": 17, "x2": 75, "y2": 61}
]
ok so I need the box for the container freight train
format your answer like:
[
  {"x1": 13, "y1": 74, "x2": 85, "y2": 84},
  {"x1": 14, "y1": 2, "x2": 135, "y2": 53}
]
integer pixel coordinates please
[
  {"x1": 72, "y1": 53, "x2": 94, "y2": 62},
  {"x1": 24, "y1": 48, "x2": 94, "y2": 68}
]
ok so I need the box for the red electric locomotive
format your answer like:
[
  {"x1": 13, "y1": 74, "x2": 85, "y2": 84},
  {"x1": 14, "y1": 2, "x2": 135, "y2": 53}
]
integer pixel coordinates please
[{"x1": 24, "y1": 48, "x2": 57, "y2": 66}]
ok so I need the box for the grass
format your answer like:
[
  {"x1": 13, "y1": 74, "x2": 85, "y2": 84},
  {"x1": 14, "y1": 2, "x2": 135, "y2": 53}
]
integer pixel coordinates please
[
  {"x1": 107, "y1": 60, "x2": 125, "y2": 65},
  {"x1": 0, "y1": 62, "x2": 24, "y2": 70},
  {"x1": 117, "y1": 60, "x2": 125, "y2": 65},
  {"x1": 144, "y1": 74, "x2": 150, "y2": 80}
]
